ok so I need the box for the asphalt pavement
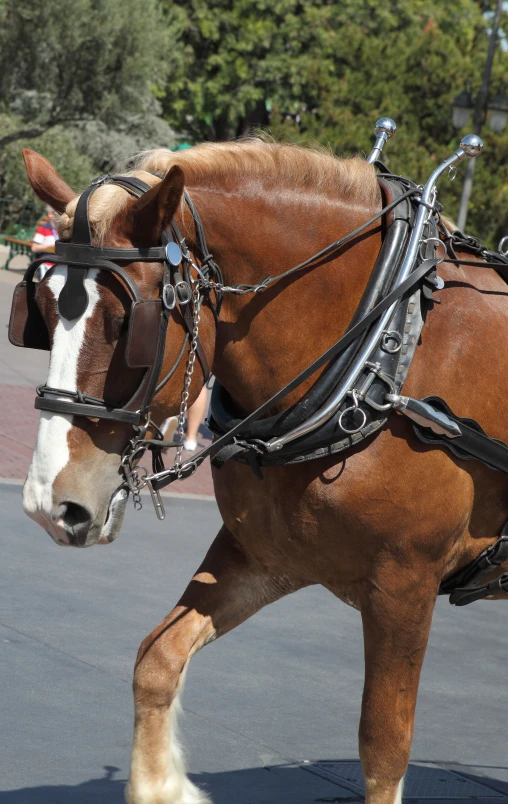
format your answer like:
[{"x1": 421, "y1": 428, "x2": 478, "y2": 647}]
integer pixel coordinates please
[{"x1": 2, "y1": 482, "x2": 508, "y2": 803}]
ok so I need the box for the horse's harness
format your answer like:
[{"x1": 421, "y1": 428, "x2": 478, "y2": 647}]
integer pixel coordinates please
[{"x1": 10, "y1": 139, "x2": 508, "y2": 606}]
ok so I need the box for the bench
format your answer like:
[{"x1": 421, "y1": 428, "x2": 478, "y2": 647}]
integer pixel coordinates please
[
  {"x1": 2, "y1": 233, "x2": 33, "y2": 270},
  {"x1": 1, "y1": 218, "x2": 49, "y2": 270}
]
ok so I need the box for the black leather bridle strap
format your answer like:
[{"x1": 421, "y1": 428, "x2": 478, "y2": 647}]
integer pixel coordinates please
[
  {"x1": 34, "y1": 395, "x2": 142, "y2": 424},
  {"x1": 55, "y1": 241, "x2": 167, "y2": 263},
  {"x1": 40, "y1": 252, "x2": 143, "y2": 302},
  {"x1": 72, "y1": 187, "x2": 95, "y2": 244}
]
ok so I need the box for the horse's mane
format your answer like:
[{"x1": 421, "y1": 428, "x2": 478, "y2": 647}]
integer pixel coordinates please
[{"x1": 59, "y1": 140, "x2": 379, "y2": 243}]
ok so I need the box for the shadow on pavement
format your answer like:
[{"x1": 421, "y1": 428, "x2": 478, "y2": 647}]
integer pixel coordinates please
[
  {"x1": 0, "y1": 766, "x2": 127, "y2": 804},
  {"x1": 0, "y1": 762, "x2": 353, "y2": 804},
  {"x1": 2, "y1": 761, "x2": 508, "y2": 803}
]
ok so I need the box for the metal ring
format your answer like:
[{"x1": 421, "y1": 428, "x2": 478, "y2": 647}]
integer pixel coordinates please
[
  {"x1": 338, "y1": 405, "x2": 367, "y2": 435},
  {"x1": 498, "y1": 236, "x2": 508, "y2": 257},
  {"x1": 162, "y1": 283, "x2": 176, "y2": 310},
  {"x1": 419, "y1": 237, "x2": 446, "y2": 264},
  {"x1": 381, "y1": 330, "x2": 402, "y2": 354}
]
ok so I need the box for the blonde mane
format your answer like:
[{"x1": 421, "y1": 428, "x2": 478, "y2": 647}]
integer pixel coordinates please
[{"x1": 59, "y1": 140, "x2": 379, "y2": 243}]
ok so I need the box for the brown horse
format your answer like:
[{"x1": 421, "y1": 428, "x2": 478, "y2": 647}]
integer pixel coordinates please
[{"x1": 19, "y1": 141, "x2": 508, "y2": 804}]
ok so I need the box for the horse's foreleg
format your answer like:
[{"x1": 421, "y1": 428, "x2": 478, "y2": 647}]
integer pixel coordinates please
[
  {"x1": 358, "y1": 569, "x2": 438, "y2": 804},
  {"x1": 126, "y1": 526, "x2": 293, "y2": 804}
]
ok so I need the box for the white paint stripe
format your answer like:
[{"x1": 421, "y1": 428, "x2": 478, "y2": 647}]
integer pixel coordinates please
[{"x1": 23, "y1": 267, "x2": 100, "y2": 520}]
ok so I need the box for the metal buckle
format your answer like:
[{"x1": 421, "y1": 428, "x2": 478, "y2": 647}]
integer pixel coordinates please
[
  {"x1": 90, "y1": 174, "x2": 110, "y2": 186},
  {"x1": 162, "y1": 283, "x2": 176, "y2": 310},
  {"x1": 419, "y1": 237, "x2": 446, "y2": 264}
]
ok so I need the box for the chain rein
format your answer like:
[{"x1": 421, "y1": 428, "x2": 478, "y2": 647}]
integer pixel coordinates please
[{"x1": 174, "y1": 274, "x2": 202, "y2": 474}]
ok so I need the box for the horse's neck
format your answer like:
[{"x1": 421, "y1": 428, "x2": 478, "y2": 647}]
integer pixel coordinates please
[{"x1": 186, "y1": 184, "x2": 382, "y2": 414}]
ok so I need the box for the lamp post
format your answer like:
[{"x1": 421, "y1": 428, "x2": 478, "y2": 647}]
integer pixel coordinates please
[{"x1": 453, "y1": 0, "x2": 506, "y2": 230}]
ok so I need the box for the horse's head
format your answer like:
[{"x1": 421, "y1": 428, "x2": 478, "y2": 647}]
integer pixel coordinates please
[{"x1": 20, "y1": 150, "x2": 210, "y2": 547}]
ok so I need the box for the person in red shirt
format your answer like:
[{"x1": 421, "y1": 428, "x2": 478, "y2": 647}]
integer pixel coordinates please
[{"x1": 31, "y1": 205, "x2": 59, "y2": 280}]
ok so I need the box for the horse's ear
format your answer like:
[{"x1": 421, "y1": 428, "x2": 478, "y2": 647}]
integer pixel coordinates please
[
  {"x1": 129, "y1": 165, "x2": 185, "y2": 243},
  {"x1": 22, "y1": 149, "x2": 77, "y2": 213}
]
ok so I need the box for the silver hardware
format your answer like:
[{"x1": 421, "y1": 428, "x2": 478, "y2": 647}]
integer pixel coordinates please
[
  {"x1": 90, "y1": 174, "x2": 110, "y2": 186},
  {"x1": 162, "y1": 283, "x2": 176, "y2": 310},
  {"x1": 386, "y1": 394, "x2": 462, "y2": 438},
  {"x1": 165, "y1": 242, "x2": 182, "y2": 267},
  {"x1": 367, "y1": 117, "x2": 396, "y2": 164},
  {"x1": 173, "y1": 276, "x2": 202, "y2": 475},
  {"x1": 381, "y1": 330, "x2": 402, "y2": 354},
  {"x1": 362, "y1": 362, "x2": 395, "y2": 411},
  {"x1": 498, "y1": 236, "x2": 508, "y2": 256},
  {"x1": 448, "y1": 166, "x2": 457, "y2": 181},
  {"x1": 121, "y1": 460, "x2": 149, "y2": 511},
  {"x1": 419, "y1": 237, "x2": 447, "y2": 264},
  {"x1": 265, "y1": 134, "x2": 483, "y2": 454},
  {"x1": 146, "y1": 479, "x2": 166, "y2": 520},
  {"x1": 338, "y1": 403, "x2": 367, "y2": 435},
  {"x1": 459, "y1": 134, "x2": 483, "y2": 158}
]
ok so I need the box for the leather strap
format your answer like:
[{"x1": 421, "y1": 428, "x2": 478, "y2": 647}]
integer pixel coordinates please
[
  {"x1": 34, "y1": 395, "x2": 142, "y2": 424},
  {"x1": 55, "y1": 241, "x2": 167, "y2": 263}
]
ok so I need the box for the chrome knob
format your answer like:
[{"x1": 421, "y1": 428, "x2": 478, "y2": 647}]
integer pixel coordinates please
[
  {"x1": 374, "y1": 117, "x2": 396, "y2": 139},
  {"x1": 460, "y1": 134, "x2": 483, "y2": 157}
]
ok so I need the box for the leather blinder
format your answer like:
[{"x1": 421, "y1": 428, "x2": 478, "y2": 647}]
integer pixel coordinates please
[
  {"x1": 8, "y1": 281, "x2": 50, "y2": 351},
  {"x1": 126, "y1": 299, "x2": 162, "y2": 368}
]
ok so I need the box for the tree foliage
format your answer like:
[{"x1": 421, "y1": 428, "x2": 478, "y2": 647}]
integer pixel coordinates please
[
  {"x1": 0, "y1": 0, "x2": 171, "y2": 148},
  {"x1": 0, "y1": 0, "x2": 177, "y2": 203},
  {"x1": 161, "y1": 0, "x2": 508, "y2": 245},
  {"x1": 1, "y1": 0, "x2": 507, "y2": 246}
]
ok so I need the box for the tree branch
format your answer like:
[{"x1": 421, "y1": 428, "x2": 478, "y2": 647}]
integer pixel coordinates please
[
  {"x1": 0, "y1": 121, "x2": 60, "y2": 151},
  {"x1": 0, "y1": 115, "x2": 92, "y2": 151}
]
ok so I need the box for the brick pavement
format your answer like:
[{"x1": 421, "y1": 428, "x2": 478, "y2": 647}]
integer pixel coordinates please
[{"x1": 0, "y1": 382, "x2": 214, "y2": 495}]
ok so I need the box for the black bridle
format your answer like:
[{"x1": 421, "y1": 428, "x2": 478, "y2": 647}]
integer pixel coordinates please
[{"x1": 21, "y1": 174, "x2": 217, "y2": 426}]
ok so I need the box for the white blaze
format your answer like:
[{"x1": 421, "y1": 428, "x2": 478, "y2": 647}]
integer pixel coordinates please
[{"x1": 23, "y1": 267, "x2": 100, "y2": 521}]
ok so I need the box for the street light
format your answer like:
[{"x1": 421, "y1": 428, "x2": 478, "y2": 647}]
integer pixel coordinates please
[
  {"x1": 452, "y1": 87, "x2": 508, "y2": 134},
  {"x1": 451, "y1": 0, "x2": 504, "y2": 231},
  {"x1": 452, "y1": 88, "x2": 474, "y2": 130},
  {"x1": 488, "y1": 91, "x2": 508, "y2": 133}
]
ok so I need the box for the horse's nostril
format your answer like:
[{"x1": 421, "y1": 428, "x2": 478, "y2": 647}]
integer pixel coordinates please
[{"x1": 55, "y1": 501, "x2": 93, "y2": 545}]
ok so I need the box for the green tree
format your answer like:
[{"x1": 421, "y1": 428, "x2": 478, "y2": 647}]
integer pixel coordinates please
[
  {"x1": 161, "y1": 0, "x2": 508, "y2": 245},
  {"x1": 0, "y1": 0, "x2": 171, "y2": 150}
]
